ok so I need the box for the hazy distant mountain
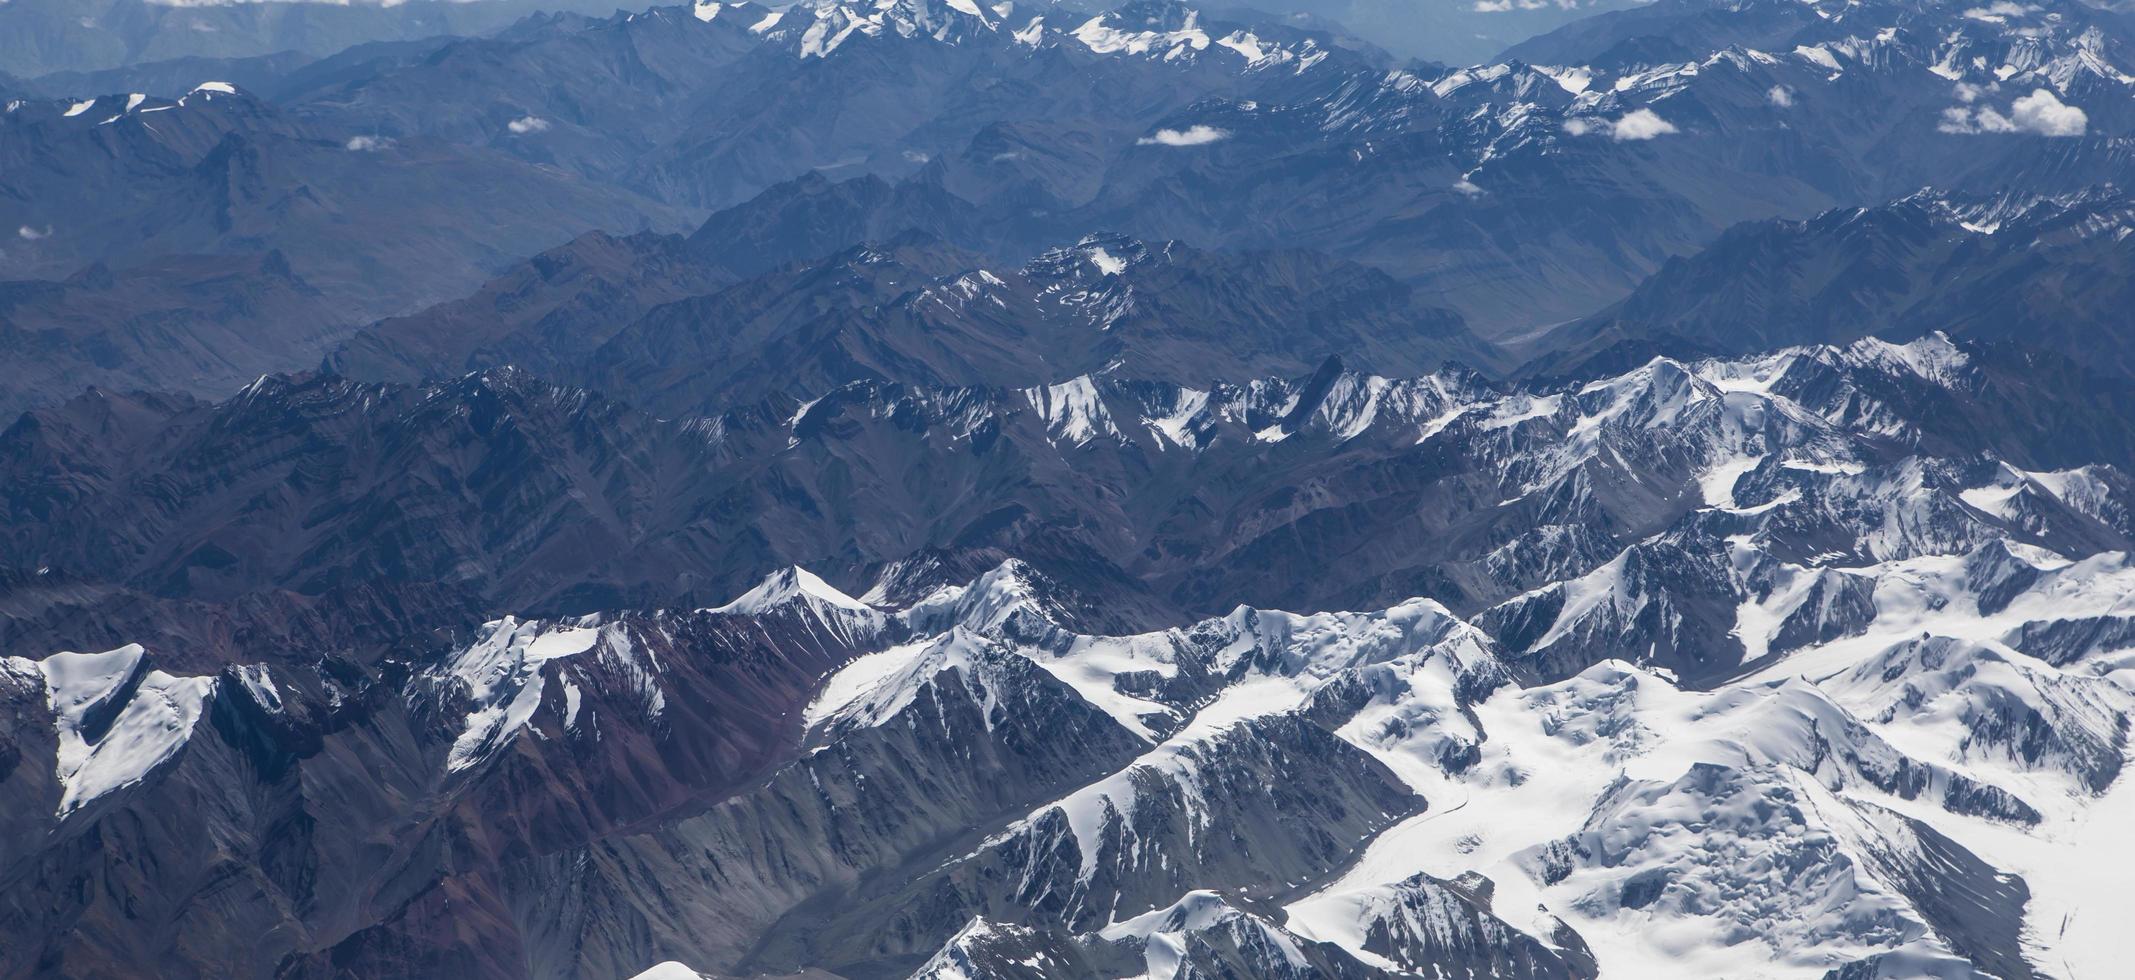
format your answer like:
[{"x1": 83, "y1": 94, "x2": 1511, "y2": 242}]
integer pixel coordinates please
[
  {"x1": 29, "y1": 0, "x2": 2131, "y2": 346},
  {"x1": 282, "y1": 0, "x2": 1382, "y2": 208},
  {"x1": 1525, "y1": 187, "x2": 2135, "y2": 378},
  {"x1": 0, "y1": 0, "x2": 623, "y2": 77},
  {"x1": 0, "y1": 84, "x2": 686, "y2": 338},
  {"x1": 1228, "y1": 0, "x2": 1651, "y2": 65},
  {"x1": 426, "y1": 0, "x2": 2132, "y2": 336}
]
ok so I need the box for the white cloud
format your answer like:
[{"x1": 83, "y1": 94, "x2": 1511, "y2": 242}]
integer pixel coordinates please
[
  {"x1": 1939, "y1": 88, "x2": 2085, "y2": 137},
  {"x1": 1137, "y1": 125, "x2": 1228, "y2": 147},
  {"x1": 2009, "y1": 88, "x2": 2087, "y2": 136},
  {"x1": 1611, "y1": 108, "x2": 1677, "y2": 141},
  {"x1": 17, "y1": 225, "x2": 52, "y2": 241},
  {"x1": 1473, "y1": 0, "x2": 1579, "y2": 9},
  {"x1": 1962, "y1": 1, "x2": 2036, "y2": 22},
  {"x1": 1767, "y1": 85, "x2": 1794, "y2": 108},
  {"x1": 1614, "y1": 108, "x2": 1682, "y2": 139},
  {"x1": 1564, "y1": 109, "x2": 1679, "y2": 141},
  {"x1": 1452, "y1": 178, "x2": 1484, "y2": 196},
  {"x1": 1947, "y1": 105, "x2": 2006, "y2": 133},
  {"x1": 507, "y1": 115, "x2": 551, "y2": 135},
  {"x1": 345, "y1": 135, "x2": 393, "y2": 152}
]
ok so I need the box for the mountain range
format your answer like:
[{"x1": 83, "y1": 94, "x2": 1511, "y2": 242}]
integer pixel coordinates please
[
  {"x1": 6, "y1": 0, "x2": 2135, "y2": 977},
  {"x1": 9, "y1": 335, "x2": 2135, "y2": 977},
  {"x1": 8, "y1": 0, "x2": 2132, "y2": 376}
]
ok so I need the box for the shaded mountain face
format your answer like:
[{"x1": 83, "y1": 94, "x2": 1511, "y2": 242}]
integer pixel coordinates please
[
  {"x1": 326, "y1": 230, "x2": 741, "y2": 387},
  {"x1": 0, "y1": 251, "x2": 354, "y2": 418},
  {"x1": 331, "y1": 230, "x2": 1501, "y2": 411},
  {"x1": 1522, "y1": 187, "x2": 2135, "y2": 378}
]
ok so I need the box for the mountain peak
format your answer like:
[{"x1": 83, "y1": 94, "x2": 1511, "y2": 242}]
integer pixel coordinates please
[
  {"x1": 1030, "y1": 234, "x2": 1158, "y2": 280},
  {"x1": 713, "y1": 565, "x2": 875, "y2": 615}
]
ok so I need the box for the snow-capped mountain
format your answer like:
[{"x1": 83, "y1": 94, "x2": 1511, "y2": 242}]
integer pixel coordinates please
[
  {"x1": 10, "y1": 351, "x2": 2135, "y2": 974},
  {"x1": 12, "y1": 232, "x2": 2135, "y2": 976},
  {"x1": 726, "y1": 0, "x2": 1339, "y2": 68},
  {"x1": 19, "y1": 329, "x2": 2135, "y2": 646}
]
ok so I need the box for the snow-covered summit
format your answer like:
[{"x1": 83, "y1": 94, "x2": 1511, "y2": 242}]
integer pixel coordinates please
[
  {"x1": 712, "y1": 565, "x2": 876, "y2": 616},
  {"x1": 725, "y1": 0, "x2": 1337, "y2": 70}
]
